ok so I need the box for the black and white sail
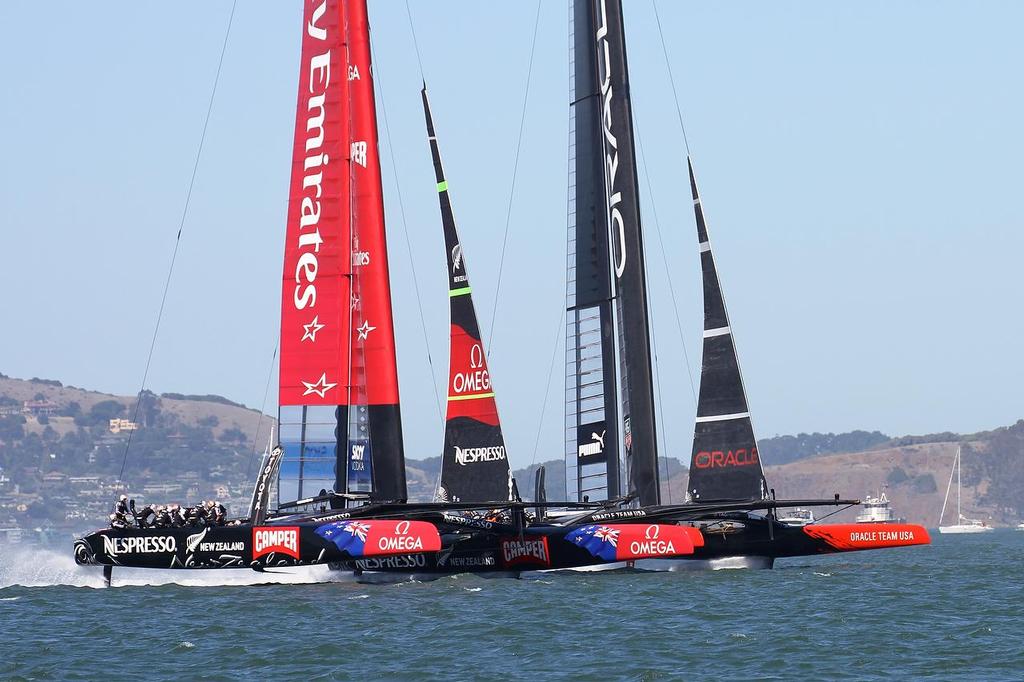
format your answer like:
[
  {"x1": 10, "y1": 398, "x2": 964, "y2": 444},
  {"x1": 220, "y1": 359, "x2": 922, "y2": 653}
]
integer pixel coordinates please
[
  {"x1": 422, "y1": 88, "x2": 512, "y2": 504},
  {"x1": 564, "y1": 0, "x2": 660, "y2": 505},
  {"x1": 686, "y1": 158, "x2": 768, "y2": 502}
]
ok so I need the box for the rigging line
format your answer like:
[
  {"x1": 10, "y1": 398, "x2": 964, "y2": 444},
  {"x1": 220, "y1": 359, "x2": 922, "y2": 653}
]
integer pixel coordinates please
[
  {"x1": 634, "y1": 121, "x2": 698, "y2": 407},
  {"x1": 403, "y1": 0, "x2": 426, "y2": 82},
  {"x1": 487, "y1": 0, "x2": 543, "y2": 352},
  {"x1": 117, "y1": 0, "x2": 238, "y2": 487},
  {"x1": 651, "y1": 0, "x2": 691, "y2": 156},
  {"x1": 245, "y1": 342, "x2": 279, "y2": 481},
  {"x1": 370, "y1": 39, "x2": 444, "y2": 426},
  {"x1": 529, "y1": 305, "x2": 567, "y2": 468},
  {"x1": 649, "y1": 316, "x2": 673, "y2": 505}
]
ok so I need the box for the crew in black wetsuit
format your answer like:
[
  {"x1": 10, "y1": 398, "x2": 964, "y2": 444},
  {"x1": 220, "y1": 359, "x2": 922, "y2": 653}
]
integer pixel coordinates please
[
  {"x1": 114, "y1": 495, "x2": 130, "y2": 517},
  {"x1": 184, "y1": 503, "x2": 205, "y2": 526},
  {"x1": 153, "y1": 506, "x2": 171, "y2": 528},
  {"x1": 211, "y1": 502, "x2": 228, "y2": 526},
  {"x1": 133, "y1": 502, "x2": 156, "y2": 528},
  {"x1": 109, "y1": 513, "x2": 128, "y2": 529},
  {"x1": 169, "y1": 504, "x2": 187, "y2": 527}
]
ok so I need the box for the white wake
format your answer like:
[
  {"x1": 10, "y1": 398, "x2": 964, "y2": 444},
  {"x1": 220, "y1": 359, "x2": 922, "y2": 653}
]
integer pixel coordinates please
[{"x1": 0, "y1": 544, "x2": 354, "y2": 589}]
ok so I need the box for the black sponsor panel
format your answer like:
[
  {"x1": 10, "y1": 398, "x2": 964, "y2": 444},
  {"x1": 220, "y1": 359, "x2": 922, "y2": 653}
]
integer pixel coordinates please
[
  {"x1": 688, "y1": 418, "x2": 767, "y2": 502},
  {"x1": 440, "y1": 418, "x2": 509, "y2": 503},
  {"x1": 576, "y1": 420, "x2": 609, "y2": 465}
]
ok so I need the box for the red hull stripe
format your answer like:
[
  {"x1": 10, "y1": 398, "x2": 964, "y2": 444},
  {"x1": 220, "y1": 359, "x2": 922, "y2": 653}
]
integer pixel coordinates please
[{"x1": 802, "y1": 523, "x2": 931, "y2": 551}]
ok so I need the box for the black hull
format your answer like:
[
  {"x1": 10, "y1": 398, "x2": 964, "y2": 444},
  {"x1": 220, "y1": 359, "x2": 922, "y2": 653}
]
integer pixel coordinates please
[{"x1": 75, "y1": 503, "x2": 928, "y2": 577}]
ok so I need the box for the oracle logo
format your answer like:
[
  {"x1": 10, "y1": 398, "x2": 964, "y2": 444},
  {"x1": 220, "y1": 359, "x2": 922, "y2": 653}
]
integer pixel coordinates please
[
  {"x1": 694, "y1": 448, "x2": 760, "y2": 469},
  {"x1": 596, "y1": 0, "x2": 626, "y2": 279}
]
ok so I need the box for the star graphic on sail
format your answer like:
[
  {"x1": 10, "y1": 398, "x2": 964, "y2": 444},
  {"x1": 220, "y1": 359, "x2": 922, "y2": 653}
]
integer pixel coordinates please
[
  {"x1": 356, "y1": 320, "x2": 376, "y2": 340},
  {"x1": 301, "y1": 373, "x2": 337, "y2": 398},
  {"x1": 301, "y1": 315, "x2": 325, "y2": 342}
]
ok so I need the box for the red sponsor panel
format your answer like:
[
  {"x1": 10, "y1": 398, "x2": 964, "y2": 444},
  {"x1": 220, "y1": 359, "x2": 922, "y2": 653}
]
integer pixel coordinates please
[
  {"x1": 609, "y1": 524, "x2": 698, "y2": 560},
  {"x1": 343, "y1": 0, "x2": 400, "y2": 406},
  {"x1": 361, "y1": 520, "x2": 441, "y2": 557},
  {"x1": 500, "y1": 537, "x2": 551, "y2": 568},
  {"x1": 446, "y1": 324, "x2": 500, "y2": 425},
  {"x1": 253, "y1": 526, "x2": 301, "y2": 560},
  {"x1": 280, "y1": 0, "x2": 351, "y2": 407},
  {"x1": 803, "y1": 524, "x2": 931, "y2": 552}
]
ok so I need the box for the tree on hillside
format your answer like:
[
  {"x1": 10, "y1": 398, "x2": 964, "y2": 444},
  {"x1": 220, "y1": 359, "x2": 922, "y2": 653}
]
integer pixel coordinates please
[{"x1": 89, "y1": 400, "x2": 125, "y2": 423}]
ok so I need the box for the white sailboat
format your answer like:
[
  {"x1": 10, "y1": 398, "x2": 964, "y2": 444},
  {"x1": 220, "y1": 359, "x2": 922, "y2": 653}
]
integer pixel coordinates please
[{"x1": 938, "y1": 446, "x2": 994, "y2": 534}]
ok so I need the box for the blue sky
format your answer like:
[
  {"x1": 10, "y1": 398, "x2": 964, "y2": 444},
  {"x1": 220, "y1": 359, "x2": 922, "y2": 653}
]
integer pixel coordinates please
[{"x1": 1, "y1": 2, "x2": 1021, "y2": 468}]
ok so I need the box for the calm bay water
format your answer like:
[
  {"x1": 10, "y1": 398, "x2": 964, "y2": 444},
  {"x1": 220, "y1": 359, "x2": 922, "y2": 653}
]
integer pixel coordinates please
[{"x1": 1, "y1": 532, "x2": 1022, "y2": 680}]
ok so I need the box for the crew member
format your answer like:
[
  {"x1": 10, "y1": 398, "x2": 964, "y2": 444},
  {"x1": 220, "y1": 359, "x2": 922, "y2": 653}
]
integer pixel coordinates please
[
  {"x1": 133, "y1": 502, "x2": 156, "y2": 527},
  {"x1": 109, "y1": 513, "x2": 128, "y2": 529},
  {"x1": 114, "y1": 494, "x2": 130, "y2": 517},
  {"x1": 212, "y1": 501, "x2": 228, "y2": 526},
  {"x1": 153, "y1": 505, "x2": 171, "y2": 528}
]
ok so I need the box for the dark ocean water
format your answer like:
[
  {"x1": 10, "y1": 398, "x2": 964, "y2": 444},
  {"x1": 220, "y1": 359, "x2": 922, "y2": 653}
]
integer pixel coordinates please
[{"x1": 1, "y1": 532, "x2": 1022, "y2": 681}]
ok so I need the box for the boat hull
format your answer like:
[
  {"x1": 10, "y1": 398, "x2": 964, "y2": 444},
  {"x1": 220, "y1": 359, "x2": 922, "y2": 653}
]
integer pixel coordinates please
[{"x1": 938, "y1": 525, "x2": 994, "y2": 534}]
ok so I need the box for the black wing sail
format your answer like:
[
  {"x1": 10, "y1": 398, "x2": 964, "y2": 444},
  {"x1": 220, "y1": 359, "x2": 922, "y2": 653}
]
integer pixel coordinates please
[
  {"x1": 422, "y1": 88, "x2": 512, "y2": 504},
  {"x1": 687, "y1": 158, "x2": 768, "y2": 502},
  {"x1": 565, "y1": 0, "x2": 622, "y2": 503},
  {"x1": 591, "y1": 0, "x2": 660, "y2": 505}
]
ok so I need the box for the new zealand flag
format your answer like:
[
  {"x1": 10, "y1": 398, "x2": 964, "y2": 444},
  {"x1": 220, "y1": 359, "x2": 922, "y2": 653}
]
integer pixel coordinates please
[{"x1": 565, "y1": 524, "x2": 620, "y2": 562}]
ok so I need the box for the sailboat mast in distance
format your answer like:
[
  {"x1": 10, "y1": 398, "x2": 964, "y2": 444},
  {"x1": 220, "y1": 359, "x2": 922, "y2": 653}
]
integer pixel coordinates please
[
  {"x1": 565, "y1": 0, "x2": 660, "y2": 505},
  {"x1": 686, "y1": 158, "x2": 768, "y2": 502},
  {"x1": 422, "y1": 88, "x2": 512, "y2": 503},
  {"x1": 278, "y1": 0, "x2": 405, "y2": 507}
]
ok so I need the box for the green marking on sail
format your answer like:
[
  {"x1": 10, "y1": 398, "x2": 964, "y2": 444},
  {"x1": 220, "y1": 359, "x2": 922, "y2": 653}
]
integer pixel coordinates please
[
  {"x1": 437, "y1": 180, "x2": 448, "y2": 192},
  {"x1": 449, "y1": 286, "x2": 471, "y2": 297},
  {"x1": 447, "y1": 392, "x2": 495, "y2": 402}
]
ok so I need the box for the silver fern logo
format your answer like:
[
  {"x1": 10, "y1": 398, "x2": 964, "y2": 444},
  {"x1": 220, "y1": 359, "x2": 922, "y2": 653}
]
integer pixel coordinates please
[{"x1": 451, "y1": 243, "x2": 463, "y2": 272}]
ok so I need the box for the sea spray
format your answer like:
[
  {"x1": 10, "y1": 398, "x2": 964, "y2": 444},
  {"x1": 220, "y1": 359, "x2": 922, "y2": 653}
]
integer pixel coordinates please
[{"x1": 0, "y1": 543, "x2": 354, "y2": 589}]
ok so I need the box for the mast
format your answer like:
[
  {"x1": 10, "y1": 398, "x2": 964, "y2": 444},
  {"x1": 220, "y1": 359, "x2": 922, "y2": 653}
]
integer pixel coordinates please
[
  {"x1": 685, "y1": 159, "x2": 768, "y2": 502},
  {"x1": 956, "y1": 446, "x2": 962, "y2": 521},
  {"x1": 278, "y1": 0, "x2": 405, "y2": 507},
  {"x1": 422, "y1": 87, "x2": 512, "y2": 503}
]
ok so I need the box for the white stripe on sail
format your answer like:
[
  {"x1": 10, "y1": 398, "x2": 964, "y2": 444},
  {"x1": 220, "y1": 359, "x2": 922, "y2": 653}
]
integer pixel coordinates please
[
  {"x1": 703, "y1": 326, "x2": 731, "y2": 338},
  {"x1": 699, "y1": 241, "x2": 711, "y2": 253},
  {"x1": 695, "y1": 411, "x2": 750, "y2": 424}
]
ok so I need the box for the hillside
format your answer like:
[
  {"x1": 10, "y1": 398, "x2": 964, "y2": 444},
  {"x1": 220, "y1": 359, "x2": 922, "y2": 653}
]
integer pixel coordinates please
[{"x1": 3, "y1": 372, "x2": 1022, "y2": 533}]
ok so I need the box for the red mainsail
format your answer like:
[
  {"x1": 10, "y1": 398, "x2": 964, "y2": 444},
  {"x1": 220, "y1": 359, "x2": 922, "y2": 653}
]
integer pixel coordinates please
[{"x1": 278, "y1": 0, "x2": 404, "y2": 504}]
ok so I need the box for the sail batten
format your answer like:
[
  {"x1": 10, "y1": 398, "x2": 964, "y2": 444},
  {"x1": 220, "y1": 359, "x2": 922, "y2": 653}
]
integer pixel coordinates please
[
  {"x1": 687, "y1": 157, "x2": 768, "y2": 502},
  {"x1": 422, "y1": 88, "x2": 512, "y2": 504}
]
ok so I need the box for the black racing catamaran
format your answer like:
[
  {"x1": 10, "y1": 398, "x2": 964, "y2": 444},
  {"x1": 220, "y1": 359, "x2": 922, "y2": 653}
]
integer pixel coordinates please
[
  {"x1": 74, "y1": 0, "x2": 927, "y2": 585},
  {"x1": 73, "y1": 0, "x2": 706, "y2": 584},
  {"x1": 550, "y1": 0, "x2": 929, "y2": 568}
]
